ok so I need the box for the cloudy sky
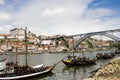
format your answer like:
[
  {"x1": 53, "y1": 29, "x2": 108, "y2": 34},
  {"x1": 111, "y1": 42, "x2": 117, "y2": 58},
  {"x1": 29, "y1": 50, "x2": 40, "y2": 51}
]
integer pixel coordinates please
[{"x1": 0, "y1": 0, "x2": 120, "y2": 36}]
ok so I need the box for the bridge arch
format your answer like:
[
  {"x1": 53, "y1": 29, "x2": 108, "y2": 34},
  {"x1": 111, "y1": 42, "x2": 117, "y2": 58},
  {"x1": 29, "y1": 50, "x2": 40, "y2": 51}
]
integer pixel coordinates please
[{"x1": 73, "y1": 32, "x2": 120, "y2": 50}]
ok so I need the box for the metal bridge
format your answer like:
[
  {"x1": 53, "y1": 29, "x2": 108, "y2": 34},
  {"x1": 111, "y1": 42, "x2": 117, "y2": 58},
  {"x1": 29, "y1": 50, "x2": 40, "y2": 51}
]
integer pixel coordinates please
[{"x1": 42, "y1": 28, "x2": 120, "y2": 50}]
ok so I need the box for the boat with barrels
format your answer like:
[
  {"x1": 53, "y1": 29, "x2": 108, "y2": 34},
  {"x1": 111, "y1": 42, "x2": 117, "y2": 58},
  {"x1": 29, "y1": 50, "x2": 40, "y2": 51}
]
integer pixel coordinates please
[
  {"x1": 62, "y1": 38, "x2": 96, "y2": 66},
  {"x1": 96, "y1": 52, "x2": 115, "y2": 59},
  {"x1": 62, "y1": 55, "x2": 96, "y2": 66}
]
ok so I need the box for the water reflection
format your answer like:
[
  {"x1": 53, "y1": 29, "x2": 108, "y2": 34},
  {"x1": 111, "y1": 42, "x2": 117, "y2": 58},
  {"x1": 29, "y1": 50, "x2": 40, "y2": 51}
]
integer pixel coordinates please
[{"x1": 62, "y1": 64, "x2": 96, "y2": 80}]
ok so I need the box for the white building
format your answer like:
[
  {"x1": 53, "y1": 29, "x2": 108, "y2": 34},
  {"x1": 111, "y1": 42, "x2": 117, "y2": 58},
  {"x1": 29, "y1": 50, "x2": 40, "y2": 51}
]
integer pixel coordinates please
[{"x1": 10, "y1": 28, "x2": 25, "y2": 40}]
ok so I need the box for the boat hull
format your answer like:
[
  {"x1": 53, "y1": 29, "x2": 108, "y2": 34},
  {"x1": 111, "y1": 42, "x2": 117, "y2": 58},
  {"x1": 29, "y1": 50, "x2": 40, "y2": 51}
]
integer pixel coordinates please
[
  {"x1": 62, "y1": 60, "x2": 96, "y2": 66},
  {"x1": 0, "y1": 66, "x2": 54, "y2": 80}
]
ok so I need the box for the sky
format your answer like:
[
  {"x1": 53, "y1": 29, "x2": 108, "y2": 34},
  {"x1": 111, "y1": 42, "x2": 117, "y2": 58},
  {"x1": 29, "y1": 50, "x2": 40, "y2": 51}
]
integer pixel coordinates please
[{"x1": 0, "y1": 0, "x2": 120, "y2": 36}]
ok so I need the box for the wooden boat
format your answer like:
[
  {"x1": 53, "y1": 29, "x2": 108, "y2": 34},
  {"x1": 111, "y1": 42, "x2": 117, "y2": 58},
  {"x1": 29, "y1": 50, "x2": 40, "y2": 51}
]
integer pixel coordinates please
[
  {"x1": 62, "y1": 37, "x2": 96, "y2": 66},
  {"x1": 62, "y1": 56, "x2": 96, "y2": 66},
  {"x1": 96, "y1": 52, "x2": 115, "y2": 59},
  {"x1": 96, "y1": 53, "x2": 102, "y2": 59},
  {"x1": 0, "y1": 27, "x2": 55, "y2": 80},
  {"x1": 0, "y1": 65, "x2": 54, "y2": 80}
]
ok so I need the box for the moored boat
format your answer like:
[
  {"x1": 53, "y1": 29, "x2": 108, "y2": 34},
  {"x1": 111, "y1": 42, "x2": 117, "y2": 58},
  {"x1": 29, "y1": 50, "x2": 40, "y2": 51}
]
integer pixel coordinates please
[
  {"x1": 62, "y1": 56, "x2": 96, "y2": 66},
  {"x1": 96, "y1": 52, "x2": 115, "y2": 59},
  {"x1": 0, "y1": 64, "x2": 55, "y2": 80}
]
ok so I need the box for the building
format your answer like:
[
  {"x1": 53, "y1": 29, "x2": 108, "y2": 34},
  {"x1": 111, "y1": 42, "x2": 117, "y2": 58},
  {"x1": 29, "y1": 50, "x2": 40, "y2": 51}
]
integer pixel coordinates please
[{"x1": 10, "y1": 28, "x2": 25, "y2": 40}]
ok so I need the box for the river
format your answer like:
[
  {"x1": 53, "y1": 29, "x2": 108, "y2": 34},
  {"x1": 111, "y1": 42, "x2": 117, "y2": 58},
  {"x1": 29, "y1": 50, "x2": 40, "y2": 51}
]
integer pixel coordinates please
[{"x1": 0, "y1": 50, "x2": 118, "y2": 80}]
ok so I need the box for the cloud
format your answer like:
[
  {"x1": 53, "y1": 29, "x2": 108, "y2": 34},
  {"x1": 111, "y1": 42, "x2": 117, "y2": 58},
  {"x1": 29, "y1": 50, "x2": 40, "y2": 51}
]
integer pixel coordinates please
[
  {"x1": 12, "y1": 0, "x2": 120, "y2": 36},
  {"x1": 0, "y1": 11, "x2": 12, "y2": 21},
  {"x1": 42, "y1": 8, "x2": 69, "y2": 16},
  {"x1": 0, "y1": 25, "x2": 13, "y2": 33},
  {"x1": 0, "y1": 0, "x2": 5, "y2": 4},
  {"x1": 13, "y1": 0, "x2": 93, "y2": 35}
]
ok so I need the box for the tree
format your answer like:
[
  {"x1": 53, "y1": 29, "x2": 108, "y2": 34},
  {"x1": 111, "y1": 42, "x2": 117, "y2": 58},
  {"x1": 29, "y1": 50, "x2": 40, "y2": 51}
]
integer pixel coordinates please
[
  {"x1": 113, "y1": 42, "x2": 120, "y2": 50},
  {"x1": 86, "y1": 39, "x2": 94, "y2": 48}
]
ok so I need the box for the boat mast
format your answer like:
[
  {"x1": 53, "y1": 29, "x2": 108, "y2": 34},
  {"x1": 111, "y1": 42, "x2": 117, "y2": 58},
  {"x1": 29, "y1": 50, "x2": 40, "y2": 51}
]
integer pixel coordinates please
[
  {"x1": 25, "y1": 27, "x2": 28, "y2": 67},
  {"x1": 72, "y1": 37, "x2": 74, "y2": 56},
  {"x1": 15, "y1": 29, "x2": 19, "y2": 64},
  {"x1": 81, "y1": 44, "x2": 84, "y2": 57}
]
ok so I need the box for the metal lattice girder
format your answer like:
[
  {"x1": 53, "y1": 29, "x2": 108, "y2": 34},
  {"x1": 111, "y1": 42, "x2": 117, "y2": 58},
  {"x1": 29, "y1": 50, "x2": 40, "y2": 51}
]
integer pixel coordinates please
[{"x1": 74, "y1": 33, "x2": 120, "y2": 50}]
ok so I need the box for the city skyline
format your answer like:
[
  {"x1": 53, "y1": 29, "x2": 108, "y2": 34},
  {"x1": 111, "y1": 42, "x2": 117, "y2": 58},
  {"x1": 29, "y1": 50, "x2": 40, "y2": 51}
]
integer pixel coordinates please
[{"x1": 0, "y1": 0, "x2": 120, "y2": 36}]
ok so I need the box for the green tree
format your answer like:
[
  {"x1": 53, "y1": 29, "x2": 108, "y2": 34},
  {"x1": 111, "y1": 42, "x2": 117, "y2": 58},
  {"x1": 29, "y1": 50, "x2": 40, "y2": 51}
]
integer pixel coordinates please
[
  {"x1": 86, "y1": 39, "x2": 94, "y2": 48},
  {"x1": 113, "y1": 42, "x2": 120, "y2": 50}
]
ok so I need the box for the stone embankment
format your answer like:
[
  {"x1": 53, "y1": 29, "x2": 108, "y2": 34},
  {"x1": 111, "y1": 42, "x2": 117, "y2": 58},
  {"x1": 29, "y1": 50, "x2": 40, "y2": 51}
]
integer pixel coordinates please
[{"x1": 84, "y1": 57, "x2": 120, "y2": 80}]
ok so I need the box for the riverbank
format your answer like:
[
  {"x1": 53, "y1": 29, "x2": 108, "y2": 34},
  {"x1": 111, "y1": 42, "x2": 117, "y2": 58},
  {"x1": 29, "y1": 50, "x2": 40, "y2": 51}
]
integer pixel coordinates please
[
  {"x1": 5, "y1": 49, "x2": 118, "y2": 54},
  {"x1": 83, "y1": 57, "x2": 120, "y2": 80}
]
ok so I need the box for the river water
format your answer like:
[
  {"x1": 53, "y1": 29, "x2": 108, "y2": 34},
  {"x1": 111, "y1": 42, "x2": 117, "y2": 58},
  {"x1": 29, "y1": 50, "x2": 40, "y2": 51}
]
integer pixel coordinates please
[{"x1": 0, "y1": 51, "x2": 118, "y2": 80}]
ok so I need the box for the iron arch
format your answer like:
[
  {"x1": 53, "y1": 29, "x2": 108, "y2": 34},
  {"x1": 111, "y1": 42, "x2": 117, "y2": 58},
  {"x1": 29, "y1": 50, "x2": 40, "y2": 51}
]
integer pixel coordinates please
[{"x1": 74, "y1": 32, "x2": 120, "y2": 50}]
